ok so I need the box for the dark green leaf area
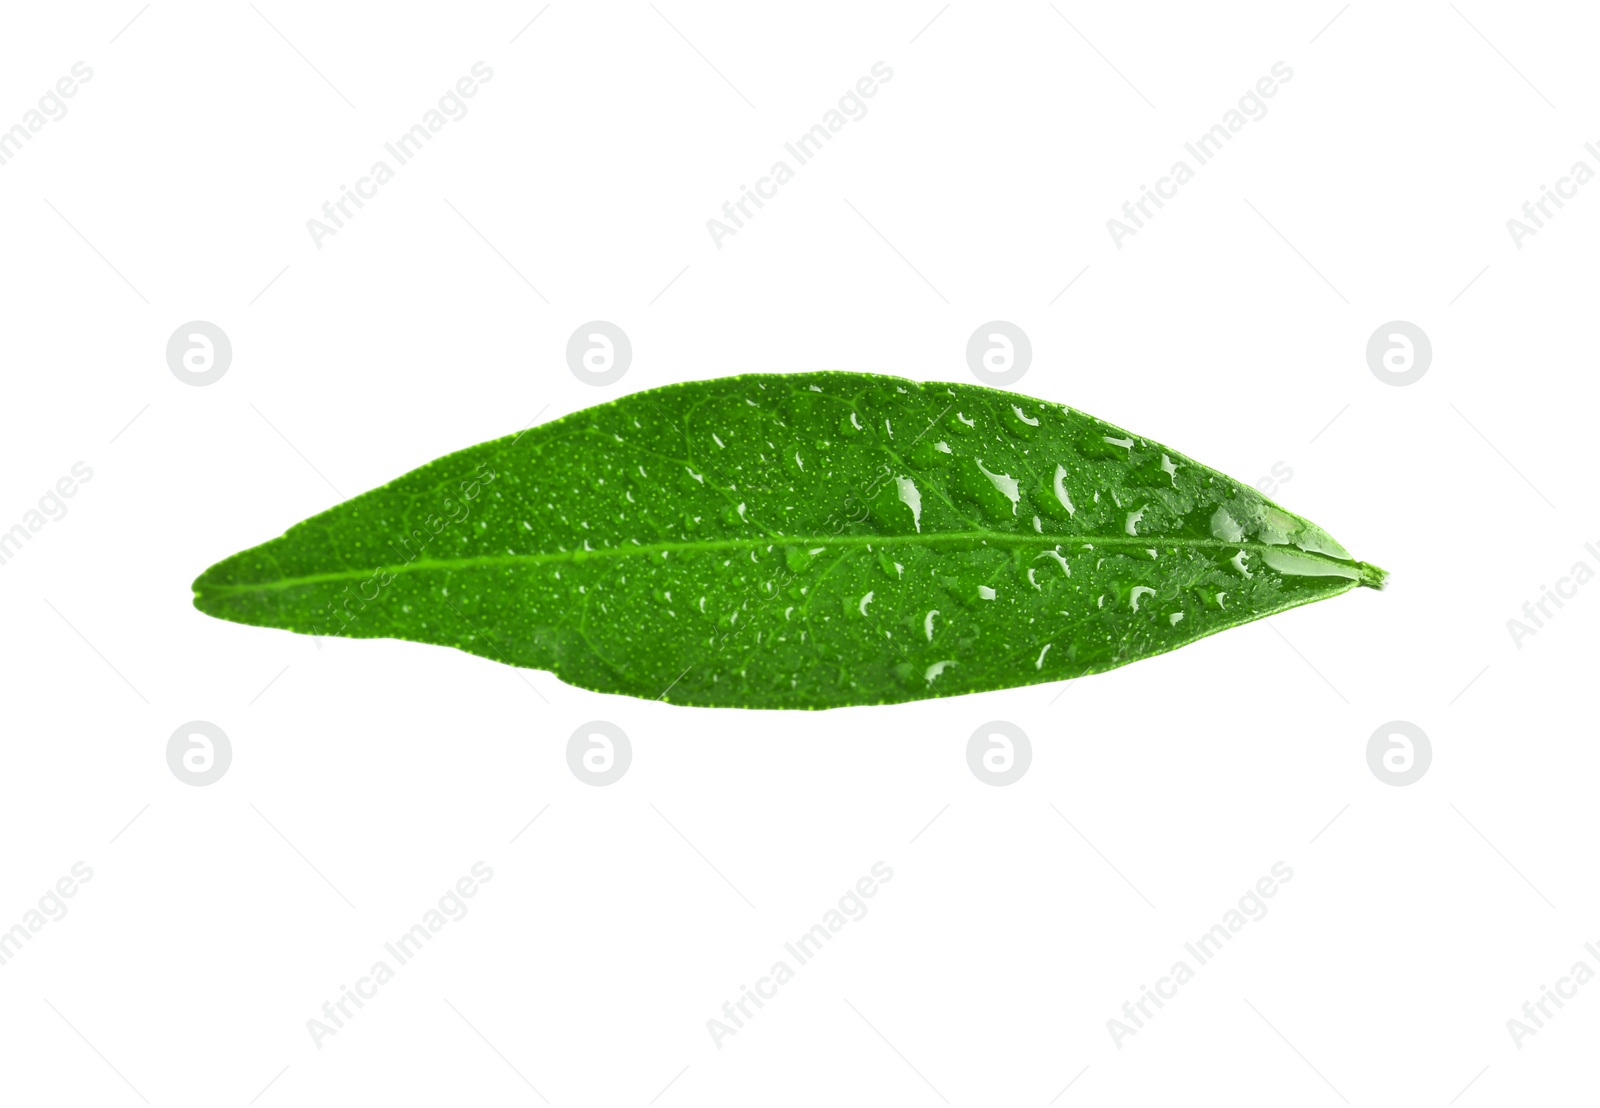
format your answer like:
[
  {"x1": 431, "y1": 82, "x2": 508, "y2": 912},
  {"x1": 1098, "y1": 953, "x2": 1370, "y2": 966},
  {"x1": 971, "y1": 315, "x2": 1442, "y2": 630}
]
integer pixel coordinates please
[{"x1": 193, "y1": 373, "x2": 1383, "y2": 708}]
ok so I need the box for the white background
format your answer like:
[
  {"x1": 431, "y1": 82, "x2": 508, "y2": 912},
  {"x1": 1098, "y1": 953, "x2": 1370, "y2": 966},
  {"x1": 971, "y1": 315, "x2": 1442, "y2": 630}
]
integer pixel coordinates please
[{"x1": 0, "y1": 2, "x2": 1594, "y2": 1104}]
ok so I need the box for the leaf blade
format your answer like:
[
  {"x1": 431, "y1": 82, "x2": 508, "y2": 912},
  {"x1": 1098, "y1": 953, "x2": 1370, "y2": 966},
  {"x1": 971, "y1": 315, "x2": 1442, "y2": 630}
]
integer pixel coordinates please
[{"x1": 193, "y1": 372, "x2": 1383, "y2": 708}]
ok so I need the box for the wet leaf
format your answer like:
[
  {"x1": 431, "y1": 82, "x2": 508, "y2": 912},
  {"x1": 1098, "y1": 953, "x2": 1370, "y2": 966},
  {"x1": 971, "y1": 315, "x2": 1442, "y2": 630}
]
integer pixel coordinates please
[{"x1": 192, "y1": 373, "x2": 1385, "y2": 708}]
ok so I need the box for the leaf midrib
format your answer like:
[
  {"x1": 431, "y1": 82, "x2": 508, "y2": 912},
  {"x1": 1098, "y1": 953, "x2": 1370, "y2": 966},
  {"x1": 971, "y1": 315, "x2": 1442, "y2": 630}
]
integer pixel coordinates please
[{"x1": 196, "y1": 532, "x2": 1364, "y2": 596}]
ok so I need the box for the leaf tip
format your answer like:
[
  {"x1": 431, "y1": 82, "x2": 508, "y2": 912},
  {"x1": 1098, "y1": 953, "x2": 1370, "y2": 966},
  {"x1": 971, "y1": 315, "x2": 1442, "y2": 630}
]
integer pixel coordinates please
[{"x1": 1356, "y1": 561, "x2": 1389, "y2": 590}]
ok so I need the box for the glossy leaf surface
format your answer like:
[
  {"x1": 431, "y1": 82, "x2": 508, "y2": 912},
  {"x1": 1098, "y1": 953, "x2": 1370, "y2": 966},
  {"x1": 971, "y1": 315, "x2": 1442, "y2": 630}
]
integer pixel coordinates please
[{"x1": 193, "y1": 373, "x2": 1385, "y2": 708}]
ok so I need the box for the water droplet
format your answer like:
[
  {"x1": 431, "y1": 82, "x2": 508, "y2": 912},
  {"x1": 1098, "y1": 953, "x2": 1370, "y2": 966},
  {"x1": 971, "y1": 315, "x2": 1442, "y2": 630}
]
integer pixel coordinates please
[
  {"x1": 876, "y1": 549, "x2": 901, "y2": 579},
  {"x1": 1211, "y1": 507, "x2": 1244, "y2": 543},
  {"x1": 976, "y1": 459, "x2": 1020, "y2": 515},
  {"x1": 1052, "y1": 464, "x2": 1076, "y2": 516},
  {"x1": 924, "y1": 660, "x2": 957, "y2": 683},
  {"x1": 1036, "y1": 549, "x2": 1071, "y2": 577},
  {"x1": 1260, "y1": 507, "x2": 1300, "y2": 544},
  {"x1": 946, "y1": 410, "x2": 976, "y2": 435},
  {"x1": 909, "y1": 438, "x2": 950, "y2": 468},
  {"x1": 896, "y1": 475, "x2": 922, "y2": 532},
  {"x1": 1078, "y1": 431, "x2": 1128, "y2": 459},
  {"x1": 1260, "y1": 548, "x2": 1361, "y2": 579},
  {"x1": 1293, "y1": 526, "x2": 1351, "y2": 559}
]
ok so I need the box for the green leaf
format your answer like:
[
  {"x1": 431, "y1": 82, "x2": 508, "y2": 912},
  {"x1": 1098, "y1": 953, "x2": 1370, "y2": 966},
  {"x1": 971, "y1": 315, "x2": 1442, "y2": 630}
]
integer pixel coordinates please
[{"x1": 192, "y1": 372, "x2": 1384, "y2": 709}]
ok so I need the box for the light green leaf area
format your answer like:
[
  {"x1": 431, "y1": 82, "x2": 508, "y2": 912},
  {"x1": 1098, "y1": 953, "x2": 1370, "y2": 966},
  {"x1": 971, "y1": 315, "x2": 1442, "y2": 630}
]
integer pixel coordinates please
[{"x1": 193, "y1": 372, "x2": 1384, "y2": 709}]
